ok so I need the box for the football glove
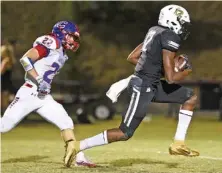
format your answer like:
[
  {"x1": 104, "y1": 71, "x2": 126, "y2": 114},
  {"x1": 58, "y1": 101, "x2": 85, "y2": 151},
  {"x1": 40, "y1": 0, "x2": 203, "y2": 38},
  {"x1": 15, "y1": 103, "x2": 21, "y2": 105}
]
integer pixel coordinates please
[
  {"x1": 36, "y1": 76, "x2": 51, "y2": 95},
  {"x1": 180, "y1": 54, "x2": 192, "y2": 70}
]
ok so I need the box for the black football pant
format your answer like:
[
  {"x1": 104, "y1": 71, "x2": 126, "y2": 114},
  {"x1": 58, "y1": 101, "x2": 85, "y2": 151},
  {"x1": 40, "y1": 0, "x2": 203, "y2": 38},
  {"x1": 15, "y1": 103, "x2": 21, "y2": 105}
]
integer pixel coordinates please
[{"x1": 119, "y1": 76, "x2": 194, "y2": 138}]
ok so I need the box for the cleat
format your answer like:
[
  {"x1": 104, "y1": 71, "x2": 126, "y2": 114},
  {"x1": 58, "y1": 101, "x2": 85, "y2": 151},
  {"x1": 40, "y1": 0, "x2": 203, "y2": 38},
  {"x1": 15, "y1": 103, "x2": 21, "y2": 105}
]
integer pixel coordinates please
[
  {"x1": 75, "y1": 151, "x2": 97, "y2": 168},
  {"x1": 64, "y1": 141, "x2": 80, "y2": 167},
  {"x1": 169, "y1": 141, "x2": 200, "y2": 157},
  {"x1": 75, "y1": 161, "x2": 97, "y2": 168}
]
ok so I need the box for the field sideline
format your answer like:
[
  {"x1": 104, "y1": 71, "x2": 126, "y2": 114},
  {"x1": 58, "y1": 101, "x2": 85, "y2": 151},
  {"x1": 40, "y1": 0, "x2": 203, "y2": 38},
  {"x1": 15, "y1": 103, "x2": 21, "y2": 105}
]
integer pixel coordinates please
[{"x1": 1, "y1": 115, "x2": 222, "y2": 173}]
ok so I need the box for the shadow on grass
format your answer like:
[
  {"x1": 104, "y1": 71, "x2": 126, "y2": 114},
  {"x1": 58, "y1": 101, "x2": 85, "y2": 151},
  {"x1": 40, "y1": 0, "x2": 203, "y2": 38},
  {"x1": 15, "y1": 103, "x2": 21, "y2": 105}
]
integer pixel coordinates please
[
  {"x1": 61, "y1": 158, "x2": 179, "y2": 172},
  {"x1": 102, "y1": 158, "x2": 179, "y2": 168},
  {"x1": 2, "y1": 155, "x2": 49, "y2": 163}
]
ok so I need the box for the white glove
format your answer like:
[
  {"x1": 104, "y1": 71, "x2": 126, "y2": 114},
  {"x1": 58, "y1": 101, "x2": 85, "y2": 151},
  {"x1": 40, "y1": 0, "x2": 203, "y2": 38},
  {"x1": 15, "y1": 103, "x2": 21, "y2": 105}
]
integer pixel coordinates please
[{"x1": 35, "y1": 76, "x2": 51, "y2": 95}]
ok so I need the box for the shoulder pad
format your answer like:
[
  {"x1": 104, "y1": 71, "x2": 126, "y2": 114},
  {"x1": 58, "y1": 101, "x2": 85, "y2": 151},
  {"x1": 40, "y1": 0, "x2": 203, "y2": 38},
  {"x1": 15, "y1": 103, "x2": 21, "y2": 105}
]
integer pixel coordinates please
[
  {"x1": 33, "y1": 35, "x2": 61, "y2": 50},
  {"x1": 161, "y1": 29, "x2": 181, "y2": 52}
]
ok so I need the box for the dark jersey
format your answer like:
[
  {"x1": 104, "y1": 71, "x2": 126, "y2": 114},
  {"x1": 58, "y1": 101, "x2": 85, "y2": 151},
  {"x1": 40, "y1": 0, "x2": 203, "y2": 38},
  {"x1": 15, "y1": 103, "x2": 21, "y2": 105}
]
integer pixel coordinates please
[{"x1": 135, "y1": 25, "x2": 181, "y2": 85}]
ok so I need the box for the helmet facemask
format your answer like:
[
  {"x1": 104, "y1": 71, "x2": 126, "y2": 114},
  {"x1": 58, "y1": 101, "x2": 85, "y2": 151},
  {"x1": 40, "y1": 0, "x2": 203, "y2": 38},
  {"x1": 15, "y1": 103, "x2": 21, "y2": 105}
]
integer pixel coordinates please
[
  {"x1": 62, "y1": 31, "x2": 80, "y2": 52},
  {"x1": 177, "y1": 18, "x2": 191, "y2": 40}
]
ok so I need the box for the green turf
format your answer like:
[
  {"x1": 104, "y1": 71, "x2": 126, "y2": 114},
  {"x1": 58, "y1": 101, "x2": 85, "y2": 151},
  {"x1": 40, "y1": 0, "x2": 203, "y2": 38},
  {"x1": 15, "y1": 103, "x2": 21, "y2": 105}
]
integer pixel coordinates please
[{"x1": 1, "y1": 115, "x2": 222, "y2": 173}]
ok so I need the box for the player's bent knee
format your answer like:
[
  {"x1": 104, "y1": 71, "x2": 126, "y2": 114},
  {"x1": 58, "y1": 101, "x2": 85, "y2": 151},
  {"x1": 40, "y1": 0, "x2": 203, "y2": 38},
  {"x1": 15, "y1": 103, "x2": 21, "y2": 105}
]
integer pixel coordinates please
[
  {"x1": 60, "y1": 116, "x2": 74, "y2": 131},
  {"x1": 66, "y1": 116, "x2": 74, "y2": 129},
  {"x1": 185, "y1": 93, "x2": 198, "y2": 106},
  {"x1": 119, "y1": 124, "x2": 135, "y2": 141},
  {"x1": 60, "y1": 115, "x2": 74, "y2": 131},
  {"x1": 124, "y1": 130, "x2": 134, "y2": 140},
  {"x1": 53, "y1": 103, "x2": 74, "y2": 130},
  {"x1": 190, "y1": 94, "x2": 198, "y2": 104}
]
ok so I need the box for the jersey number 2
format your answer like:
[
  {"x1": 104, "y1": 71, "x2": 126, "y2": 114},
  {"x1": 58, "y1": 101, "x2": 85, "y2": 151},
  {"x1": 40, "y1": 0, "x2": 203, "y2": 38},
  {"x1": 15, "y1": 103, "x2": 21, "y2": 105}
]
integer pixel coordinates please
[
  {"x1": 142, "y1": 30, "x2": 156, "y2": 51},
  {"x1": 42, "y1": 37, "x2": 53, "y2": 47},
  {"x1": 43, "y1": 62, "x2": 60, "y2": 84}
]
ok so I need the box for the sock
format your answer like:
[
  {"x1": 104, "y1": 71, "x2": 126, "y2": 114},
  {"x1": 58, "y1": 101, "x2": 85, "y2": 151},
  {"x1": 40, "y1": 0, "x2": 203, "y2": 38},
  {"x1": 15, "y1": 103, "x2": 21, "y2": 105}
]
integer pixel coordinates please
[
  {"x1": 174, "y1": 109, "x2": 193, "y2": 141},
  {"x1": 76, "y1": 151, "x2": 86, "y2": 162},
  {"x1": 80, "y1": 130, "x2": 108, "y2": 151}
]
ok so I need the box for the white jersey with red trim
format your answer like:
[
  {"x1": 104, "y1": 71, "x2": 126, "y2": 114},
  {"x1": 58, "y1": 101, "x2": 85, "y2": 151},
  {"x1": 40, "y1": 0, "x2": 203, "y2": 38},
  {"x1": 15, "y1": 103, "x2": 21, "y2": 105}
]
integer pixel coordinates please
[{"x1": 25, "y1": 35, "x2": 68, "y2": 85}]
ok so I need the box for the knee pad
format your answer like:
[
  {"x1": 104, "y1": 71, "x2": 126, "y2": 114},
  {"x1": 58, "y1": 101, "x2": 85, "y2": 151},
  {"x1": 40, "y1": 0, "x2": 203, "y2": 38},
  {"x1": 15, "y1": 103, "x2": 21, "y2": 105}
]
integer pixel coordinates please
[
  {"x1": 54, "y1": 103, "x2": 74, "y2": 130},
  {"x1": 119, "y1": 123, "x2": 135, "y2": 140}
]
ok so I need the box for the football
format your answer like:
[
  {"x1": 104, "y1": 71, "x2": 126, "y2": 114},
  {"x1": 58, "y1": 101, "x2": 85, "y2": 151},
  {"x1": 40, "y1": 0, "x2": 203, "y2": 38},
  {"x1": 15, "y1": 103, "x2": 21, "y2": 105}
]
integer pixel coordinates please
[{"x1": 174, "y1": 54, "x2": 187, "y2": 72}]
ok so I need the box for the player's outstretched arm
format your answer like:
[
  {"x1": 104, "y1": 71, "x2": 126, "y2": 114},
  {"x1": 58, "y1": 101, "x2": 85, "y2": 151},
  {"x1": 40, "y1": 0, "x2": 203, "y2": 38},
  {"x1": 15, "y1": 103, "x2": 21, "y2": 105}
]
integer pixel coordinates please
[
  {"x1": 127, "y1": 43, "x2": 143, "y2": 65},
  {"x1": 163, "y1": 49, "x2": 191, "y2": 84}
]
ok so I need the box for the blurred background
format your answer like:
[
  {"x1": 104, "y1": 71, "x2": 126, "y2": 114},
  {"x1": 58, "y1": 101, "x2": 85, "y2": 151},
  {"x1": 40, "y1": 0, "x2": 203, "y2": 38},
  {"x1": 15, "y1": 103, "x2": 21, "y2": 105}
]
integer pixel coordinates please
[{"x1": 1, "y1": 1, "x2": 222, "y2": 123}]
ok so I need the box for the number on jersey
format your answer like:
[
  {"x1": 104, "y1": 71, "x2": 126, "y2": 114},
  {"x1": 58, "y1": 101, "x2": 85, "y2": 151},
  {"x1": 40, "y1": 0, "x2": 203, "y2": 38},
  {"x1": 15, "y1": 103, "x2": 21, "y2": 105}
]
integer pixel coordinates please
[
  {"x1": 42, "y1": 37, "x2": 53, "y2": 47},
  {"x1": 43, "y1": 62, "x2": 60, "y2": 84},
  {"x1": 142, "y1": 30, "x2": 156, "y2": 51}
]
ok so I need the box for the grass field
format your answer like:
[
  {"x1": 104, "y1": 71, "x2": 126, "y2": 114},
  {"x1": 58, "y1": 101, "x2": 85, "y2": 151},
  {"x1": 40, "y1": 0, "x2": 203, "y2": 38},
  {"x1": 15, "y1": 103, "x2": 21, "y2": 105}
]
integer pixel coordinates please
[{"x1": 1, "y1": 115, "x2": 222, "y2": 173}]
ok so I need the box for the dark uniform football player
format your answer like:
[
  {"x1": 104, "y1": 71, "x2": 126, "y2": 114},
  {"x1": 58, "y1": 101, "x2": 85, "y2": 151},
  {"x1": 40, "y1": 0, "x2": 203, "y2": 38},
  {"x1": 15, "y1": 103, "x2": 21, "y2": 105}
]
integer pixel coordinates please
[{"x1": 71, "y1": 4, "x2": 199, "y2": 161}]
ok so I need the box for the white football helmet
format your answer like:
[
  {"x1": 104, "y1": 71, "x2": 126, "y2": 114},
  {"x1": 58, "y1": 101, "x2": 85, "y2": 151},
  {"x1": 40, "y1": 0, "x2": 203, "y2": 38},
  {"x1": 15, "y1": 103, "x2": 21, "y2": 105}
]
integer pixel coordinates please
[{"x1": 158, "y1": 4, "x2": 191, "y2": 40}]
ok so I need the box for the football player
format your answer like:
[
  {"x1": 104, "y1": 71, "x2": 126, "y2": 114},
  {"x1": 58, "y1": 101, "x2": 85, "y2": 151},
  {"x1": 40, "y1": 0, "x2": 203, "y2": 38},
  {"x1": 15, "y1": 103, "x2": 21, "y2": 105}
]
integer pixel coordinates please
[
  {"x1": 0, "y1": 21, "x2": 96, "y2": 167},
  {"x1": 70, "y1": 5, "x2": 199, "y2": 158}
]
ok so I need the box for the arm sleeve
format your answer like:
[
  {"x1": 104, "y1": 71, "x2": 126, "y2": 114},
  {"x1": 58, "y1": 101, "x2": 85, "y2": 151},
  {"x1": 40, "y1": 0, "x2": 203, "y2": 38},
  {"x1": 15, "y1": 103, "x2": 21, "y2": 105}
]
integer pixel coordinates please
[
  {"x1": 32, "y1": 35, "x2": 61, "y2": 59},
  {"x1": 161, "y1": 30, "x2": 181, "y2": 52},
  {"x1": 34, "y1": 44, "x2": 50, "y2": 59}
]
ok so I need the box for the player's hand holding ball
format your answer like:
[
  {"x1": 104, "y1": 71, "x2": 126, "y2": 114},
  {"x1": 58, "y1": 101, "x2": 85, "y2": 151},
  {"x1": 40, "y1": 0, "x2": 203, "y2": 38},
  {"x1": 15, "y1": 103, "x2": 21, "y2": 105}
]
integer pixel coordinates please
[
  {"x1": 174, "y1": 54, "x2": 192, "y2": 73},
  {"x1": 36, "y1": 76, "x2": 51, "y2": 96}
]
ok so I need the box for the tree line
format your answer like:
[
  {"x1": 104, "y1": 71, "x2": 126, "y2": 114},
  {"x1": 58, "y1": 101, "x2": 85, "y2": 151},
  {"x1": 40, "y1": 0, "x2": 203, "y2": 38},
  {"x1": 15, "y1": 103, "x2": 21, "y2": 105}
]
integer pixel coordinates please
[{"x1": 2, "y1": 1, "x2": 222, "y2": 90}]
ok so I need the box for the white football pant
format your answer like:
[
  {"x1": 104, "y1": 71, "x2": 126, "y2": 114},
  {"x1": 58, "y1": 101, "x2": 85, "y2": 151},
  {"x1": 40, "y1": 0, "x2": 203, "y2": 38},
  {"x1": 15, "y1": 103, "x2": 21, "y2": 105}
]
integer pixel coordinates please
[{"x1": 0, "y1": 81, "x2": 73, "y2": 133}]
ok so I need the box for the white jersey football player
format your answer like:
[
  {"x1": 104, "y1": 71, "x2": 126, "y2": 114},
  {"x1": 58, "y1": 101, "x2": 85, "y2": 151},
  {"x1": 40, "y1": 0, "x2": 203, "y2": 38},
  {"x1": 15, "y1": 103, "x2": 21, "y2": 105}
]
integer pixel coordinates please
[{"x1": 0, "y1": 21, "x2": 96, "y2": 168}]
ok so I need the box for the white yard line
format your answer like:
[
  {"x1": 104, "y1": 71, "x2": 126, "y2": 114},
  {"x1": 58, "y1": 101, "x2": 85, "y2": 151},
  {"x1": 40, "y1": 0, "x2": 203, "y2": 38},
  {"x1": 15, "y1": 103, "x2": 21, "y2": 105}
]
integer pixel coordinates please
[{"x1": 199, "y1": 156, "x2": 222, "y2": 161}]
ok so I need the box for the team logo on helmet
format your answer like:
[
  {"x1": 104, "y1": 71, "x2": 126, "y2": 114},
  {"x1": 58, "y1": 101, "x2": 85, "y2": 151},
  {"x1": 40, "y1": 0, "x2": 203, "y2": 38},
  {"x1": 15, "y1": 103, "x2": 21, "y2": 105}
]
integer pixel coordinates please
[
  {"x1": 174, "y1": 8, "x2": 184, "y2": 18},
  {"x1": 55, "y1": 21, "x2": 68, "y2": 29}
]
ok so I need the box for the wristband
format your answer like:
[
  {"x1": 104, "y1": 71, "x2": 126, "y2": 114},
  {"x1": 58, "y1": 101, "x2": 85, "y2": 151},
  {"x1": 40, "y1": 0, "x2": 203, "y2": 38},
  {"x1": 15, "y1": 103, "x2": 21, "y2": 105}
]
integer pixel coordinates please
[{"x1": 20, "y1": 56, "x2": 34, "y2": 72}]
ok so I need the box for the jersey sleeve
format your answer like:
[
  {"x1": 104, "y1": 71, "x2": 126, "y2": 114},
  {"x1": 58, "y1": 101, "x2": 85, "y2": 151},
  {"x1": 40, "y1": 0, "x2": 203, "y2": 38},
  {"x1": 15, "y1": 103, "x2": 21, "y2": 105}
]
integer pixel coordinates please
[
  {"x1": 33, "y1": 35, "x2": 61, "y2": 50},
  {"x1": 33, "y1": 35, "x2": 61, "y2": 58},
  {"x1": 161, "y1": 30, "x2": 181, "y2": 52},
  {"x1": 34, "y1": 44, "x2": 50, "y2": 58}
]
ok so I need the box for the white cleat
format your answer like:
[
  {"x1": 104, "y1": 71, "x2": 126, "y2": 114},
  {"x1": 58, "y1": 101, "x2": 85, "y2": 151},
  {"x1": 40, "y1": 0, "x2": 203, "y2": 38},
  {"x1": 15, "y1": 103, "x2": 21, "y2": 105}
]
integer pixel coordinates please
[{"x1": 75, "y1": 152, "x2": 97, "y2": 168}]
